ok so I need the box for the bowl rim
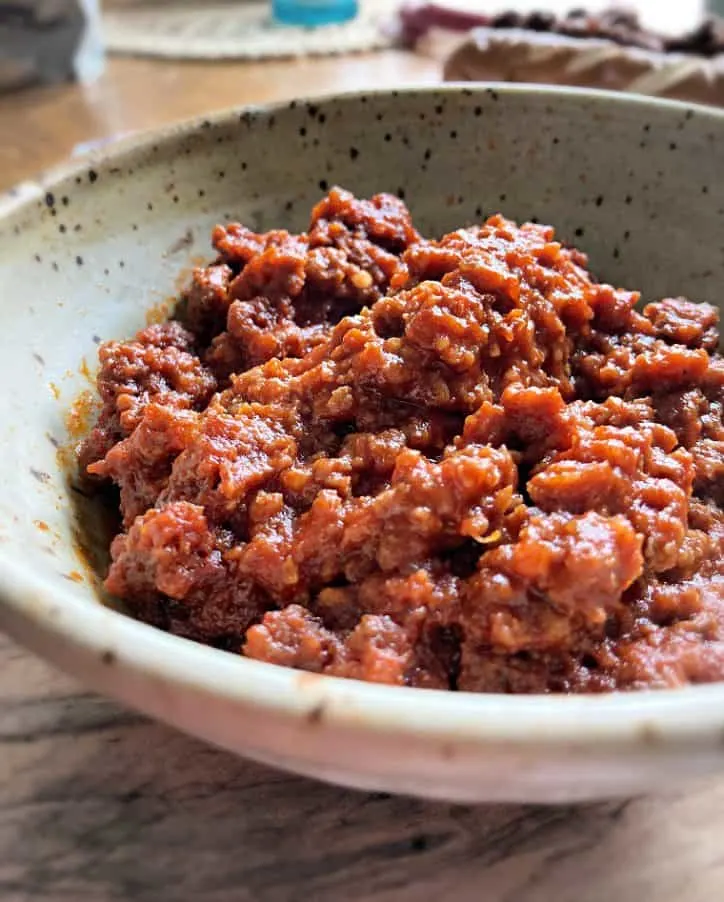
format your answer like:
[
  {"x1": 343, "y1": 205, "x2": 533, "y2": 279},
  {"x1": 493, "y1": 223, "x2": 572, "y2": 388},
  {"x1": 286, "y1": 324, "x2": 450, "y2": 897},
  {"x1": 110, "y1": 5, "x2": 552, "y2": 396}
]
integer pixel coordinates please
[
  {"x1": 3, "y1": 81, "x2": 724, "y2": 217},
  {"x1": 3, "y1": 83, "x2": 724, "y2": 750}
]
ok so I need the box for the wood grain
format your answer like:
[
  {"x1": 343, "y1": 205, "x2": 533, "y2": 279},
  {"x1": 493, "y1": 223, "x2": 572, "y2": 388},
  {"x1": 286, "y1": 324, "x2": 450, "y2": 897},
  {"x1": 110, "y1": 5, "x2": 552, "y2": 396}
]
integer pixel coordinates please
[{"x1": 1, "y1": 634, "x2": 723, "y2": 902}]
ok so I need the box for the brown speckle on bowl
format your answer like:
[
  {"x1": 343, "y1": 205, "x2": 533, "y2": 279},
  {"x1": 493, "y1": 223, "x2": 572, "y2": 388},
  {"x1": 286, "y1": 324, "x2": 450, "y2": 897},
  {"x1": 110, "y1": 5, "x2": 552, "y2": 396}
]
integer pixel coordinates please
[
  {"x1": 306, "y1": 703, "x2": 325, "y2": 725},
  {"x1": 164, "y1": 228, "x2": 194, "y2": 258},
  {"x1": 64, "y1": 570, "x2": 84, "y2": 583},
  {"x1": 29, "y1": 468, "x2": 51, "y2": 484},
  {"x1": 409, "y1": 835, "x2": 439, "y2": 854},
  {"x1": 639, "y1": 723, "x2": 661, "y2": 745}
]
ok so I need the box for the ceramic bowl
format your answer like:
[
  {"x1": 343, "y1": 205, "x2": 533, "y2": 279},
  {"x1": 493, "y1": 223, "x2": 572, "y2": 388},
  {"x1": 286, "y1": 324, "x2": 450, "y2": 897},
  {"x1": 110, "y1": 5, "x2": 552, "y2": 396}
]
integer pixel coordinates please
[{"x1": 1, "y1": 86, "x2": 723, "y2": 804}]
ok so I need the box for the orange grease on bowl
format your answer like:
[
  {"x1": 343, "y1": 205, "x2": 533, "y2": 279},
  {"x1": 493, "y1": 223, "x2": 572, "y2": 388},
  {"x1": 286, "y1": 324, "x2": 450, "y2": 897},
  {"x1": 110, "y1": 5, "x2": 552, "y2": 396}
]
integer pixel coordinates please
[
  {"x1": 79, "y1": 357, "x2": 94, "y2": 383},
  {"x1": 145, "y1": 299, "x2": 174, "y2": 326},
  {"x1": 65, "y1": 389, "x2": 98, "y2": 441}
]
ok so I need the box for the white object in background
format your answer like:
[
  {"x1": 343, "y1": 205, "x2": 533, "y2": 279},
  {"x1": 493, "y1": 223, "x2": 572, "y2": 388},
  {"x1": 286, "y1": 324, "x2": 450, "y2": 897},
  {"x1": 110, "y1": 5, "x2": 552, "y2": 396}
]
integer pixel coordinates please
[{"x1": 103, "y1": 0, "x2": 393, "y2": 60}]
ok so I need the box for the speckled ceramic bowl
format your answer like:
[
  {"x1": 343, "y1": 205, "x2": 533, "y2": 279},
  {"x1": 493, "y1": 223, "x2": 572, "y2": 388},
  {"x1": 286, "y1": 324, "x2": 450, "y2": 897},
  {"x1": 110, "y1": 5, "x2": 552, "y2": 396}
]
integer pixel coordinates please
[{"x1": 1, "y1": 86, "x2": 723, "y2": 804}]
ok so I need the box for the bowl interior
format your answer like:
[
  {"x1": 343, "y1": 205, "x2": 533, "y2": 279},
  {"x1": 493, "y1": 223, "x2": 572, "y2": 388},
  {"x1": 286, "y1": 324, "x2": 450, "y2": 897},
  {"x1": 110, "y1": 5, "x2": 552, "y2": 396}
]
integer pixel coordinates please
[{"x1": 1, "y1": 85, "x2": 723, "y2": 665}]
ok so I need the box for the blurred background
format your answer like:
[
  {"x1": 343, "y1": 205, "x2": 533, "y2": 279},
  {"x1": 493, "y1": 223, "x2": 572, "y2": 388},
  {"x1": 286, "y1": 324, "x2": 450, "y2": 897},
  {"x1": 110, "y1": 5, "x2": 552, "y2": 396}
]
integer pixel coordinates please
[{"x1": 0, "y1": 0, "x2": 721, "y2": 192}]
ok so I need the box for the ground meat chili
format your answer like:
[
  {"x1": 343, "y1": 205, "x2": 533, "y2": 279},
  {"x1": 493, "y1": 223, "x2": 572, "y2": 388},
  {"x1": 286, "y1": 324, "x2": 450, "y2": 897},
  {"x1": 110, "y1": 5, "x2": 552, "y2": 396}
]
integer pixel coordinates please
[{"x1": 79, "y1": 187, "x2": 724, "y2": 693}]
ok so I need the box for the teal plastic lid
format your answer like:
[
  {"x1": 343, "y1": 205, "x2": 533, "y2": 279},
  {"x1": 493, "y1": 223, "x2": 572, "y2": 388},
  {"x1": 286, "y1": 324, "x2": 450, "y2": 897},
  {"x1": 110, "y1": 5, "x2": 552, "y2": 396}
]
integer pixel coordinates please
[{"x1": 272, "y1": 0, "x2": 359, "y2": 27}]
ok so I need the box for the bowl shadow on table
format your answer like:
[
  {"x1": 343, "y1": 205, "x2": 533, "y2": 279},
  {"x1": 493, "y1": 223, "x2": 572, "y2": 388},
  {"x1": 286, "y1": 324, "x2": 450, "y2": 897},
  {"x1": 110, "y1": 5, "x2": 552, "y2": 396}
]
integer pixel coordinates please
[{"x1": 1, "y1": 673, "x2": 712, "y2": 902}]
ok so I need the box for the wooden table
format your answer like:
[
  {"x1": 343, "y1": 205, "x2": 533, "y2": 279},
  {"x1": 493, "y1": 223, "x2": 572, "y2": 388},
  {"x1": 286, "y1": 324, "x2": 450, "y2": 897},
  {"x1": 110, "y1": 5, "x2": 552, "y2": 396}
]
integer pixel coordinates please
[
  {"x1": 2, "y1": 629, "x2": 724, "y2": 902},
  {"x1": 0, "y1": 53, "x2": 437, "y2": 193},
  {"x1": 2, "y1": 50, "x2": 724, "y2": 902}
]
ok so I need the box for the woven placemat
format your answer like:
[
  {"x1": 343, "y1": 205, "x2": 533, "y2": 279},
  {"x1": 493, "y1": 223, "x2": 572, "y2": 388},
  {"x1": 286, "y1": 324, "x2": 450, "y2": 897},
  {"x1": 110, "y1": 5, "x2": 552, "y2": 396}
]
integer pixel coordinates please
[{"x1": 103, "y1": 0, "x2": 398, "y2": 60}]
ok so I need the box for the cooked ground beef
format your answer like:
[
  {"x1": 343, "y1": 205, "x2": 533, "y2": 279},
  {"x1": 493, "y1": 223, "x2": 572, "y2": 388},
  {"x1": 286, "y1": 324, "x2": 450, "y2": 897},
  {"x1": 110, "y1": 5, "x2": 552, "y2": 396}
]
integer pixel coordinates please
[{"x1": 79, "y1": 187, "x2": 724, "y2": 693}]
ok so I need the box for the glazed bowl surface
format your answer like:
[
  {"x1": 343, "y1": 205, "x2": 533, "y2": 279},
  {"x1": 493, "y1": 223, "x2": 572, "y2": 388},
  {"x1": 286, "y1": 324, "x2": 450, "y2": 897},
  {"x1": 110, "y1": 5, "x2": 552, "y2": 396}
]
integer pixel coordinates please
[{"x1": 1, "y1": 85, "x2": 723, "y2": 803}]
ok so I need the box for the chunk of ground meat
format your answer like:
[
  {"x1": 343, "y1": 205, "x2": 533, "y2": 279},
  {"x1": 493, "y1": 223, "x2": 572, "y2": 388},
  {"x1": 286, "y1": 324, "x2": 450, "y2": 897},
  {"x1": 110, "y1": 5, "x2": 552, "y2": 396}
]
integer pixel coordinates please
[
  {"x1": 106, "y1": 501, "x2": 266, "y2": 645},
  {"x1": 309, "y1": 186, "x2": 420, "y2": 254},
  {"x1": 183, "y1": 263, "x2": 233, "y2": 344},
  {"x1": 192, "y1": 189, "x2": 420, "y2": 386},
  {"x1": 644, "y1": 297, "x2": 719, "y2": 351},
  {"x1": 460, "y1": 512, "x2": 643, "y2": 674},
  {"x1": 78, "y1": 322, "x2": 216, "y2": 471},
  {"x1": 88, "y1": 404, "x2": 200, "y2": 526}
]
